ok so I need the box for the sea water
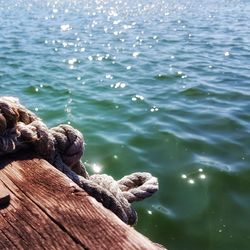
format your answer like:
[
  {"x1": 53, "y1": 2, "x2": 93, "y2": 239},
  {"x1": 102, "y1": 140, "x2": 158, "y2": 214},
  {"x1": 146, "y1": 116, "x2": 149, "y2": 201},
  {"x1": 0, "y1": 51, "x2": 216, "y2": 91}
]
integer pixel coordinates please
[{"x1": 0, "y1": 0, "x2": 250, "y2": 249}]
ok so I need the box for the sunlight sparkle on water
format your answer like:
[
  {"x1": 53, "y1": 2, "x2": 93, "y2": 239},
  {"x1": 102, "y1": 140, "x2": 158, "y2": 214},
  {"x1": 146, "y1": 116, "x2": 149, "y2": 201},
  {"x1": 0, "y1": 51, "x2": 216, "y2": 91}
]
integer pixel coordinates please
[
  {"x1": 181, "y1": 167, "x2": 207, "y2": 184},
  {"x1": 60, "y1": 24, "x2": 72, "y2": 32},
  {"x1": 68, "y1": 58, "x2": 77, "y2": 65},
  {"x1": 123, "y1": 24, "x2": 132, "y2": 30},
  {"x1": 132, "y1": 52, "x2": 140, "y2": 58},
  {"x1": 150, "y1": 106, "x2": 159, "y2": 112},
  {"x1": 132, "y1": 95, "x2": 144, "y2": 101},
  {"x1": 106, "y1": 74, "x2": 113, "y2": 79},
  {"x1": 111, "y1": 82, "x2": 126, "y2": 88},
  {"x1": 92, "y1": 163, "x2": 102, "y2": 173},
  {"x1": 188, "y1": 179, "x2": 195, "y2": 184}
]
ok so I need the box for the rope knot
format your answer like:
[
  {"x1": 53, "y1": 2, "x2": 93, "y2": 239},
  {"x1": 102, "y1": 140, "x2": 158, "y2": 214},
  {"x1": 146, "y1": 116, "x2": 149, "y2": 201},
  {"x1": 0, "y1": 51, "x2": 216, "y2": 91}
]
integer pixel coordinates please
[
  {"x1": 0, "y1": 96, "x2": 159, "y2": 225},
  {"x1": 118, "y1": 172, "x2": 159, "y2": 202},
  {"x1": 51, "y1": 125, "x2": 88, "y2": 177},
  {"x1": 80, "y1": 172, "x2": 159, "y2": 225},
  {"x1": 87, "y1": 174, "x2": 137, "y2": 225}
]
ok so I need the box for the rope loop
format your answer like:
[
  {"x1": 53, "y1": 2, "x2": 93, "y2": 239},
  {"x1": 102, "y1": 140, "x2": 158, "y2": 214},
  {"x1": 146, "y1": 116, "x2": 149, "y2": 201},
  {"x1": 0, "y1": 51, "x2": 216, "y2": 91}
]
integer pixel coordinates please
[
  {"x1": 118, "y1": 172, "x2": 159, "y2": 203},
  {"x1": 0, "y1": 96, "x2": 159, "y2": 225}
]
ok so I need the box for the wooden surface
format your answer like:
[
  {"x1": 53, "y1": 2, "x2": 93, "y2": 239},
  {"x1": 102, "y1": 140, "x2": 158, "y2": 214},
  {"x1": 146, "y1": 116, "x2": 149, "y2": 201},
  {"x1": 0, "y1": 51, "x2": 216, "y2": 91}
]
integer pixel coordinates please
[{"x1": 0, "y1": 155, "x2": 165, "y2": 250}]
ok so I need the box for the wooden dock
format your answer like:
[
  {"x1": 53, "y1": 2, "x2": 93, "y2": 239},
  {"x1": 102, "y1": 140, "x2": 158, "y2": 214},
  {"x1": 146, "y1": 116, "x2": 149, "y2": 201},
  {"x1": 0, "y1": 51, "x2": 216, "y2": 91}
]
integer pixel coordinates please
[{"x1": 0, "y1": 154, "x2": 165, "y2": 250}]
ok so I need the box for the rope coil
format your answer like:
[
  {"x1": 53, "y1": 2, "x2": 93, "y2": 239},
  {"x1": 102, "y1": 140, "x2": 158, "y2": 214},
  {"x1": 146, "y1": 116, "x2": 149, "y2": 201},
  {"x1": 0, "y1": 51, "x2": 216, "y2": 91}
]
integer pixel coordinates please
[{"x1": 0, "y1": 96, "x2": 158, "y2": 225}]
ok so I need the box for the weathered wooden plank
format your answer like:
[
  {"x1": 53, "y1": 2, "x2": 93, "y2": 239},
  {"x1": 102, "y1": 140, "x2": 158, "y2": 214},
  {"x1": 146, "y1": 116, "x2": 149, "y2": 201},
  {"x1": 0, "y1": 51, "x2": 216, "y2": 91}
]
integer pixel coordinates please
[
  {"x1": 0, "y1": 229, "x2": 18, "y2": 250},
  {"x1": 0, "y1": 167, "x2": 88, "y2": 249},
  {"x1": 0, "y1": 157, "x2": 165, "y2": 250}
]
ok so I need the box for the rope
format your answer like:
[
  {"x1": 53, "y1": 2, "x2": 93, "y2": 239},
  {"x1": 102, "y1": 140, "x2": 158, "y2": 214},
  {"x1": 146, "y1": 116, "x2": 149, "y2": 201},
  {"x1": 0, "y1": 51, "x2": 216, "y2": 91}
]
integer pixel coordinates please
[{"x1": 0, "y1": 96, "x2": 159, "y2": 225}]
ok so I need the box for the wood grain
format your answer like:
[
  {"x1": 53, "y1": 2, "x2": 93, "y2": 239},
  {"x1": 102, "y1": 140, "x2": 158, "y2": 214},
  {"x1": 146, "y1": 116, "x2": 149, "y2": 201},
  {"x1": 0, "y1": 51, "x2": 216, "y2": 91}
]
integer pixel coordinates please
[{"x1": 0, "y1": 157, "x2": 165, "y2": 250}]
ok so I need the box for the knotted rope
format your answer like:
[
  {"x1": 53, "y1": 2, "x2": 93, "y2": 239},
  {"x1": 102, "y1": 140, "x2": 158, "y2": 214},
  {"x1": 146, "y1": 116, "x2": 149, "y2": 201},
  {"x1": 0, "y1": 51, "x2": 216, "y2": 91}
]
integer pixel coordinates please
[{"x1": 0, "y1": 96, "x2": 158, "y2": 225}]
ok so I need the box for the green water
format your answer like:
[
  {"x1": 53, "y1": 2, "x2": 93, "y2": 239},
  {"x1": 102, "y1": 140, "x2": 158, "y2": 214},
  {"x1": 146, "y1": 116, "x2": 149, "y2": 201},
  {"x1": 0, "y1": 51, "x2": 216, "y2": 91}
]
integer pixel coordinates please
[{"x1": 1, "y1": 0, "x2": 250, "y2": 249}]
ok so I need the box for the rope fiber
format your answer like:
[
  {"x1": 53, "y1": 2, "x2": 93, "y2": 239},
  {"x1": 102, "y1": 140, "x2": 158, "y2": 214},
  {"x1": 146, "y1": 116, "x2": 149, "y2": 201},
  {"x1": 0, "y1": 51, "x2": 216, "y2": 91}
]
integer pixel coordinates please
[{"x1": 0, "y1": 96, "x2": 158, "y2": 225}]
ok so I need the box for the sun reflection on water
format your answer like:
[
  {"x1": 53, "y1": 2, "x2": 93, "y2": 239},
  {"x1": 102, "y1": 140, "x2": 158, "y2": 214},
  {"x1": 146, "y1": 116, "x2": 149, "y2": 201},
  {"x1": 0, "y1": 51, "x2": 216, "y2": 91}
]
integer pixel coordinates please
[{"x1": 181, "y1": 168, "x2": 207, "y2": 185}]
